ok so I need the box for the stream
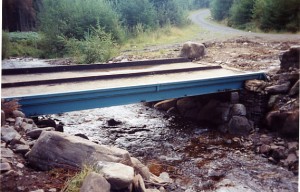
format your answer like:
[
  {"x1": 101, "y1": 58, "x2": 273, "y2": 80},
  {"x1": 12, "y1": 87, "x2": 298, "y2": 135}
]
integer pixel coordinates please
[{"x1": 49, "y1": 103, "x2": 297, "y2": 192}]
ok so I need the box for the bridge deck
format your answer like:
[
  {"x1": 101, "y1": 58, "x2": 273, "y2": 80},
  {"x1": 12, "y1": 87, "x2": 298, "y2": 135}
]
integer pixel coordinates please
[{"x1": 1, "y1": 59, "x2": 265, "y2": 115}]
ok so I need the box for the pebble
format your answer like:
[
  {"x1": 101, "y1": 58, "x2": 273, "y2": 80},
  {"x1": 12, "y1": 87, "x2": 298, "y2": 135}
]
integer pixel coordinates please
[
  {"x1": 0, "y1": 162, "x2": 12, "y2": 173},
  {"x1": 14, "y1": 145, "x2": 30, "y2": 155},
  {"x1": 17, "y1": 163, "x2": 25, "y2": 168},
  {"x1": 6, "y1": 118, "x2": 16, "y2": 123},
  {"x1": 49, "y1": 188, "x2": 57, "y2": 192}
]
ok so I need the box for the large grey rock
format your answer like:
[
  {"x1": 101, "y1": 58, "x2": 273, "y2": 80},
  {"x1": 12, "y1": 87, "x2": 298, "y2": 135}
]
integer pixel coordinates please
[
  {"x1": 80, "y1": 172, "x2": 110, "y2": 192},
  {"x1": 289, "y1": 80, "x2": 299, "y2": 96},
  {"x1": 280, "y1": 46, "x2": 300, "y2": 70},
  {"x1": 197, "y1": 99, "x2": 219, "y2": 122},
  {"x1": 0, "y1": 162, "x2": 12, "y2": 173},
  {"x1": 265, "y1": 82, "x2": 291, "y2": 94},
  {"x1": 180, "y1": 41, "x2": 206, "y2": 60},
  {"x1": 1, "y1": 125, "x2": 22, "y2": 143},
  {"x1": 230, "y1": 104, "x2": 246, "y2": 116},
  {"x1": 228, "y1": 116, "x2": 253, "y2": 135},
  {"x1": 1, "y1": 148, "x2": 14, "y2": 158},
  {"x1": 131, "y1": 157, "x2": 151, "y2": 180},
  {"x1": 12, "y1": 110, "x2": 25, "y2": 118},
  {"x1": 26, "y1": 127, "x2": 55, "y2": 139},
  {"x1": 266, "y1": 110, "x2": 299, "y2": 137},
  {"x1": 176, "y1": 97, "x2": 196, "y2": 115},
  {"x1": 26, "y1": 131, "x2": 132, "y2": 171},
  {"x1": 154, "y1": 99, "x2": 177, "y2": 111},
  {"x1": 96, "y1": 161, "x2": 134, "y2": 190}
]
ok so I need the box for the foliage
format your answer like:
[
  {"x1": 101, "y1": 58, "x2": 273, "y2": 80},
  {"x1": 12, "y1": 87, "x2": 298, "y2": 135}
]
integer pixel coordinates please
[
  {"x1": 210, "y1": 0, "x2": 233, "y2": 21},
  {"x1": 66, "y1": 27, "x2": 118, "y2": 64},
  {"x1": 115, "y1": 0, "x2": 157, "y2": 29},
  {"x1": 38, "y1": 0, "x2": 125, "y2": 42},
  {"x1": 150, "y1": 0, "x2": 188, "y2": 27},
  {"x1": 2, "y1": 31, "x2": 10, "y2": 59},
  {"x1": 253, "y1": 0, "x2": 300, "y2": 32},
  {"x1": 229, "y1": 0, "x2": 256, "y2": 29},
  {"x1": 1, "y1": 100, "x2": 21, "y2": 117}
]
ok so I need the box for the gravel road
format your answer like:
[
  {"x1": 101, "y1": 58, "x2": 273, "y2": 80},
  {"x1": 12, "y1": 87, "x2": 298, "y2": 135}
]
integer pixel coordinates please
[{"x1": 190, "y1": 9, "x2": 300, "y2": 41}]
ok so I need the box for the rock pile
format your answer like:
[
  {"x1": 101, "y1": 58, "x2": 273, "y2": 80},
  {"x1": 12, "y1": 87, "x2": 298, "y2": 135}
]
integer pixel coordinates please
[
  {"x1": 245, "y1": 45, "x2": 299, "y2": 137},
  {"x1": 154, "y1": 92, "x2": 254, "y2": 136},
  {"x1": 1, "y1": 108, "x2": 169, "y2": 191}
]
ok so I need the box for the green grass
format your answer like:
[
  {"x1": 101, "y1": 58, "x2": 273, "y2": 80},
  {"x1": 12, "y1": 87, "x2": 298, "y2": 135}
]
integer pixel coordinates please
[
  {"x1": 62, "y1": 165, "x2": 93, "y2": 192},
  {"x1": 121, "y1": 24, "x2": 205, "y2": 51}
]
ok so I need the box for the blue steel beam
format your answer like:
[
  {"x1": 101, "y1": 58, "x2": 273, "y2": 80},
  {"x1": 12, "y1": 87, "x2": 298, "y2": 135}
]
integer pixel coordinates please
[{"x1": 3, "y1": 72, "x2": 266, "y2": 116}]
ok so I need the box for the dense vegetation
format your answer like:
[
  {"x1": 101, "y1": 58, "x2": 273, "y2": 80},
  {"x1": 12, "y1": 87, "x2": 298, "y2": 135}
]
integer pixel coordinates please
[
  {"x1": 210, "y1": 0, "x2": 300, "y2": 32},
  {"x1": 2, "y1": 0, "x2": 205, "y2": 62},
  {"x1": 2, "y1": 0, "x2": 299, "y2": 62}
]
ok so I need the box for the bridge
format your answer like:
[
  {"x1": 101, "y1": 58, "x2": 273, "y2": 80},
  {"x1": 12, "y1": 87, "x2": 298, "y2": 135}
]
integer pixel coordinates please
[{"x1": 2, "y1": 58, "x2": 266, "y2": 116}]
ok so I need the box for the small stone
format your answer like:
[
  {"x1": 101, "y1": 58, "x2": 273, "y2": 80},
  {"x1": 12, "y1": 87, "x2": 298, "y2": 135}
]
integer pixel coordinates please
[
  {"x1": 15, "y1": 117, "x2": 23, "y2": 128},
  {"x1": 288, "y1": 142, "x2": 298, "y2": 151},
  {"x1": 12, "y1": 110, "x2": 25, "y2": 118},
  {"x1": 107, "y1": 119, "x2": 122, "y2": 126},
  {"x1": 30, "y1": 189, "x2": 44, "y2": 192},
  {"x1": 1, "y1": 110, "x2": 5, "y2": 126},
  {"x1": 14, "y1": 144, "x2": 30, "y2": 155},
  {"x1": 75, "y1": 133, "x2": 89, "y2": 140},
  {"x1": 26, "y1": 127, "x2": 54, "y2": 139},
  {"x1": 0, "y1": 162, "x2": 12, "y2": 173},
  {"x1": 17, "y1": 163, "x2": 25, "y2": 168},
  {"x1": 21, "y1": 122, "x2": 34, "y2": 132},
  {"x1": 231, "y1": 104, "x2": 247, "y2": 116},
  {"x1": 159, "y1": 172, "x2": 172, "y2": 183},
  {"x1": 268, "y1": 157, "x2": 277, "y2": 163},
  {"x1": 260, "y1": 144, "x2": 271, "y2": 154},
  {"x1": 6, "y1": 118, "x2": 16, "y2": 123},
  {"x1": 285, "y1": 153, "x2": 298, "y2": 165},
  {"x1": 49, "y1": 188, "x2": 57, "y2": 192},
  {"x1": 228, "y1": 116, "x2": 253, "y2": 135},
  {"x1": 131, "y1": 157, "x2": 151, "y2": 180},
  {"x1": 1, "y1": 148, "x2": 14, "y2": 158},
  {"x1": 17, "y1": 186, "x2": 25, "y2": 191}
]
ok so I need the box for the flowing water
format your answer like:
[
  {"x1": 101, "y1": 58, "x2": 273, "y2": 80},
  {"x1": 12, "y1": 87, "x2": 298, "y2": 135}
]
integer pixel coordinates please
[{"x1": 50, "y1": 103, "x2": 298, "y2": 192}]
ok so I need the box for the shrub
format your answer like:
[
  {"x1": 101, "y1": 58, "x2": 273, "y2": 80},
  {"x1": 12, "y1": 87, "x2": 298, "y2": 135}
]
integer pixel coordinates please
[
  {"x1": 66, "y1": 27, "x2": 118, "y2": 64},
  {"x1": 1, "y1": 100, "x2": 21, "y2": 117},
  {"x1": 2, "y1": 31, "x2": 10, "y2": 59}
]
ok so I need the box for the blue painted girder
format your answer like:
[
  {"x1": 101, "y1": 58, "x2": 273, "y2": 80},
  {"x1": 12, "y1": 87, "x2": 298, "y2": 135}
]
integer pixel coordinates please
[{"x1": 4, "y1": 72, "x2": 266, "y2": 116}]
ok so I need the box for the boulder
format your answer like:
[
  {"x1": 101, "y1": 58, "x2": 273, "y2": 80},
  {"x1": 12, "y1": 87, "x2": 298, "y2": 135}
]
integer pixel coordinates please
[
  {"x1": 228, "y1": 116, "x2": 253, "y2": 135},
  {"x1": 0, "y1": 162, "x2": 12, "y2": 173},
  {"x1": 154, "y1": 99, "x2": 177, "y2": 111},
  {"x1": 265, "y1": 82, "x2": 291, "y2": 94},
  {"x1": 26, "y1": 127, "x2": 55, "y2": 140},
  {"x1": 245, "y1": 80, "x2": 268, "y2": 92},
  {"x1": 1, "y1": 125, "x2": 22, "y2": 143},
  {"x1": 80, "y1": 172, "x2": 110, "y2": 192},
  {"x1": 176, "y1": 97, "x2": 197, "y2": 116},
  {"x1": 12, "y1": 110, "x2": 25, "y2": 118},
  {"x1": 289, "y1": 80, "x2": 299, "y2": 96},
  {"x1": 180, "y1": 41, "x2": 206, "y2": 60},
  {"x1": 266, "y1": 110, "x2": 299, "y2": 137},
  {"x1": 131, "y1": 157, "x2": 151, "y2": 180},
  {"x1": 197, "y1": 100, "x2": 219, "y2": 122},
  {"x1": 230, "y1": 104, "x2": 246, "y2": 116},
  {"x1": 133, "y1": 174, "x2": 147, "y2": 192},
  {"x1": 280, "y1": 46, "x2": 300, "y2": 70},
  {"x1": 96, "y1": 161, "x2": 134, "y2": 190},
  {"x1": 26, "y1": 131, "x2": 132, "y2": 171}
]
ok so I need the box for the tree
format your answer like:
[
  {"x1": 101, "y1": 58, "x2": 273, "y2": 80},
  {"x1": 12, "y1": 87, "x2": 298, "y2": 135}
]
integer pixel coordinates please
[
  {"x1": 3, "y1": 0, "x2": 37, "y2": 31},
  {"x1": 116, "y1": 0, "x2": 157, "y2": 29},
  {"x1": 210, "y1": 0, "x2": 233, "y2": 21},
  {"x1": 253, "y1": 0, "x2": 300, "y2": 32},
  {"x1": 229, "y1": 0, "x2": 256, "y2": 29}
]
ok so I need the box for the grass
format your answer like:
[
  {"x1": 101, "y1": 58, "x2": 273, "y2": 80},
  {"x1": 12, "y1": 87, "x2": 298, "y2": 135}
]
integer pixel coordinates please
[
  {"x1": 121, "y1": 24, "x2": 205, "y2": 51},
  {"x1": 62, "y1": 165, "x2": 93, "y2": 192}
]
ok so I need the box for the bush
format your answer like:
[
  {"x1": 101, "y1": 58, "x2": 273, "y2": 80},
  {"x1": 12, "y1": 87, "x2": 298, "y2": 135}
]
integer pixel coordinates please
[
  {"x1": 66, "y1": 27, "x2": 118, "y2": 64},
  {"x1": 210, "y1": 0, "x2": 233, "y2": 21},
  {"x1": 2, "y1": 31, "x2": 10, "y2": 59},
  {"x1": 229, "y1": 0, "x2": 256, "y2": 29}
]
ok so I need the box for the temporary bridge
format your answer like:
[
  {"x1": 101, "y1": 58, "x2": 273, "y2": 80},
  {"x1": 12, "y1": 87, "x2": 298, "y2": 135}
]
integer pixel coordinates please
[{"x1": 2, "y1": 58, "x2": 265, "y2": 116}]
